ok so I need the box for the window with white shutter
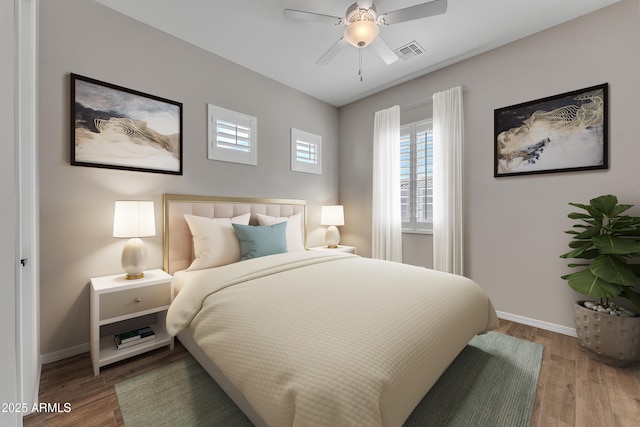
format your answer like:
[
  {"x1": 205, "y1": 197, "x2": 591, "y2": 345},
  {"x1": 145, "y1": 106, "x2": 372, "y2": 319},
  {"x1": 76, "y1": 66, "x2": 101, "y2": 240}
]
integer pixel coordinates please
[
  {"x1": 400, "y1": 119, "x2": 433, "y2": 233},
  {"x1": 207, "y1": 104, "x2": 257, "y2": 165},
  {"x1": 291, "y1": 128, "x2": 322, "y2": 174}
]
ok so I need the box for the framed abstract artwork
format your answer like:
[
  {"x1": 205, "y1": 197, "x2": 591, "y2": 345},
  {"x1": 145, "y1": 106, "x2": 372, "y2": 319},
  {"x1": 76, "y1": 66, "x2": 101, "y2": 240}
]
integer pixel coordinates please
[
  {"x1": 71, "y1": 73, "x2": 183, "y2": 175},
  {"x1": 494, "y1": 83, "x2": 608, "y2": 177}
]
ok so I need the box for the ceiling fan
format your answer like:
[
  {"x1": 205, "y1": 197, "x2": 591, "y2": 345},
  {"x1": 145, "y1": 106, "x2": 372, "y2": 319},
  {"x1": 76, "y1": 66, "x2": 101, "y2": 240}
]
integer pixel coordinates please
[{"x1": 283, "y1": 0, "x2": 448, "y2": 66}]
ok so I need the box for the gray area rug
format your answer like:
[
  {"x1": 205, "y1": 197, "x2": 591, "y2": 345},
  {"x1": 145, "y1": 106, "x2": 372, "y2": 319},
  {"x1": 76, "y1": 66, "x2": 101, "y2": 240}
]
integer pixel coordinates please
[{"x1": 115, "y1": 332, "x2": 543, "y2": 426}]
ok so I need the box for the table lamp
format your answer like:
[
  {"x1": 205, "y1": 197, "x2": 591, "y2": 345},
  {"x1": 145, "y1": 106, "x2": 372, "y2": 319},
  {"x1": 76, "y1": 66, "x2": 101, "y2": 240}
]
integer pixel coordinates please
[
  {"x1": 113, "y1": 200, "x2": 156, "y2": 279},
  {"x1": 321, "y1": 205, "x2": 344, "y2": 248}
]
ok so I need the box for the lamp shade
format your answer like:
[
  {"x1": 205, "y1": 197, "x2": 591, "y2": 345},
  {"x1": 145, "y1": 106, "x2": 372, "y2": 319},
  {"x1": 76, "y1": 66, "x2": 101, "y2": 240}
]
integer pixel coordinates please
[
  {"x1": 321, "y1": 205, "x2": 344, "y2": 226},
  {"x1": 344, "y1": 20, "x2": 379, "y2": 48},
  {"x1": 113, "y1": 201, "x2": 156, "y2": 238}
]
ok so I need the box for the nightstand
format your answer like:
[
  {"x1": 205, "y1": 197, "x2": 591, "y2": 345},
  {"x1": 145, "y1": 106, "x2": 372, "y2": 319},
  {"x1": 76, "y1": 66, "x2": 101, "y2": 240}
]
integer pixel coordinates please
[
  {"x1": 90, "y1": 269, "x2": 174, "y2": 376},
  {"x1": 308, "y1": 245, "x2": 356, "y2": 254}
]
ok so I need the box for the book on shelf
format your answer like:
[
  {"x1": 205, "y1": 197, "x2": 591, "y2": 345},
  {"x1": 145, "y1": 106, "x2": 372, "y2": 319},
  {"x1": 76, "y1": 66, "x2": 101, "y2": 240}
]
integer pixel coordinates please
[{"x1": 114, "y1": 326, "x2": 155, "y2": 349}]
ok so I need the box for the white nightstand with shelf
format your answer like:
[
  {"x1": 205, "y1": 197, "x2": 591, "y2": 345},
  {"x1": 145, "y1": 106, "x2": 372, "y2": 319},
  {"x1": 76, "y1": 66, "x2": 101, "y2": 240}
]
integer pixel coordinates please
[
  {"x1": 308, "y1": 245, "x2": 356, "y2": 254},
  {"x1": 90, "y1": 269, "x2": 174, "y2": 376}
]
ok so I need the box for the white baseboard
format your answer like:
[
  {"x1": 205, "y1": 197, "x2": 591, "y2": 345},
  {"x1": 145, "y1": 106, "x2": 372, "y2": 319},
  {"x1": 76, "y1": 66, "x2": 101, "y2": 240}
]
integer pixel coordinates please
[
  {"x1": 496, "y1": 311, "x2": 577, "y2": 337},
  {"x1": 40, "y1": 342, "x2": 89, "y2": 365}
]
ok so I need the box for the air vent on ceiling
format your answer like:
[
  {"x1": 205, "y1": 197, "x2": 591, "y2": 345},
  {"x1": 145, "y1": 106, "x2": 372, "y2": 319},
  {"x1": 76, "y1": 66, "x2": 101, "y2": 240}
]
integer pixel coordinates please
[{"x1": 394, "y1": 41, "x2": 425, "y2": 61}]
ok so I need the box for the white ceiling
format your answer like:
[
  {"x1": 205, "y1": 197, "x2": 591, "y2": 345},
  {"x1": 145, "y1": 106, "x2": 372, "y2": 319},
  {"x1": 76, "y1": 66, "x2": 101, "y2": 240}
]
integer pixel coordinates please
[{"x1": 94, "y1": 0, "x2": 622, "y2": 107}]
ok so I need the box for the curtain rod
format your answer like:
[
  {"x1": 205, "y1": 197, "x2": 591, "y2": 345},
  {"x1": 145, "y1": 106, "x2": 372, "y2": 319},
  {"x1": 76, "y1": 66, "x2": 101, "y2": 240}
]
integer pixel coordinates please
[{"x1": 399, "y1": 84, "x2": 467, "y2": 110}]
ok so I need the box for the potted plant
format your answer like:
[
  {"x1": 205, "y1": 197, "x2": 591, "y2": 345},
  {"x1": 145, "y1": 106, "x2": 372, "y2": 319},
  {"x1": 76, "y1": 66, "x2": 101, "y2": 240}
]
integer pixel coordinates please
[{"x1": 560, "y1": 194, "x2": 640, "y2": 367}]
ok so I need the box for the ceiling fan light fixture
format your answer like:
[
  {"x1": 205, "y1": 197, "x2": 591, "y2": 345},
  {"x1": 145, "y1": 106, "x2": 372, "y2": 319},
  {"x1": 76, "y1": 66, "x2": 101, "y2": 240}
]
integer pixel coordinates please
[{"x1": 344, "y1": 20, "x2": 379, "y2": 48}]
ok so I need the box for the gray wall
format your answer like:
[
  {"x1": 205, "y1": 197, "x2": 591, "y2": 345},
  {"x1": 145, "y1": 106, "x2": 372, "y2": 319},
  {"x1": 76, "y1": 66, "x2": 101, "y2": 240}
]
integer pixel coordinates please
[
  {"x1": 38, "y1": 0, "x2": 339, "y2": 356},
  {"x1": 1, "y1": 0, "x2": 19, "y2": 417},
  {"x1": 339, "y1": 0, "x2": 640, "y2": 330},
  {"x1": 38, "y1": 0, "x2": 640, "y2": 356}
]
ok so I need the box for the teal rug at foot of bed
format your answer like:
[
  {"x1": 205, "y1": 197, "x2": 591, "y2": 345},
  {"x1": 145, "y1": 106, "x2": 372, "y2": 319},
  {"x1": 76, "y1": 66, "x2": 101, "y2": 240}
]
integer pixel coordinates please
[{"x1": 115, "y1": 332, "x2": 543, "y2": 426}]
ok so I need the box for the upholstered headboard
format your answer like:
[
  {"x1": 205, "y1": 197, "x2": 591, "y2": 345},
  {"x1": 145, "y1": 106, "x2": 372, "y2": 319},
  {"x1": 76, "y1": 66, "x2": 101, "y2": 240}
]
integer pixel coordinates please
[{"x1": 163, "y1": 194, "x2": 307, "y2": 275}]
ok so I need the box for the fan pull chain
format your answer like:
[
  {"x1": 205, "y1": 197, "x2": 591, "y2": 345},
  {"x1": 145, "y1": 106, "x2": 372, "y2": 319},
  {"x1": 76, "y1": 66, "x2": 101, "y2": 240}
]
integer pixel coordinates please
[{"x1": 359, "y1": 48, "x2": 363, "y2": 82}]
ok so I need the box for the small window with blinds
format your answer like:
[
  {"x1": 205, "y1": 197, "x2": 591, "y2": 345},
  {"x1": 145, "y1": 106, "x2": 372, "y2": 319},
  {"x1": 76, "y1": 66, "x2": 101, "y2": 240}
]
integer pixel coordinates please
[
  {"x1": 207, "y1": 104, "x2": 257, "y2": 165},
  {"x1": 291, "y1": 128, "x2": 322, "y2": 174},
  {"x1": 400, "y1": 119, "x2": 433, "y2": 233}
]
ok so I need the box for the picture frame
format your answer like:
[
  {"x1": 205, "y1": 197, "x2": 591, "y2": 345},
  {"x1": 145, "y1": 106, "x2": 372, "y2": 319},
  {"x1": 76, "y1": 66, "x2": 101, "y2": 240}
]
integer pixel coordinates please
[
  {"x1": 71, "y1": 73, "x2": 183, "y2": 175},
  {"x1": 494, "y1": 83, "x2": 608, "y2": 177}
]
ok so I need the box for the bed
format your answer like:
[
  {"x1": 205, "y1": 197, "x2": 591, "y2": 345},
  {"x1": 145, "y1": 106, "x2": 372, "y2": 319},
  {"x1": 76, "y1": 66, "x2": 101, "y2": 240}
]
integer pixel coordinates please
[{"x1": 163, "y1": 194, "x2": 499, "y2": 427}]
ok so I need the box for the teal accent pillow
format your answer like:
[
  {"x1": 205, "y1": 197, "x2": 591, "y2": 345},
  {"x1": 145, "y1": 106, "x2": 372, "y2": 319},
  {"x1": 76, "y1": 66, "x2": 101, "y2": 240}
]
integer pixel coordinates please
[{"x1": 232, "y1": 221, "x2": 288, "y2": 260}]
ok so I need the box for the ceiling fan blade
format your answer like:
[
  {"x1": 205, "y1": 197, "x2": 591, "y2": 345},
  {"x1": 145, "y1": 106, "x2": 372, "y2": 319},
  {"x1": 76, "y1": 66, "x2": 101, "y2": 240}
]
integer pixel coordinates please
[
  {"x1": 283, "y1": 9, "x2": 344, "y2": 25},
  {"x1": 371, "y1": 36, "x2": 398, "y2": 65},
  {"x1": 356, "y1": 0, "x2": 374, "y2": 9},
  {"x1": 316, "y1": 37, "x2": 348, "y2": 65},
  {"x1": 379, "y1": 0, "x2": 447, "y2": 26}
]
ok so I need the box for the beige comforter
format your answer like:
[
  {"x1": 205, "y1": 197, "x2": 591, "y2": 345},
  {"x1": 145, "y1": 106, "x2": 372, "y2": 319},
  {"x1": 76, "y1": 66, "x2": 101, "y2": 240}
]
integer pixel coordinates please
[{"x1": 167, "y1": 251, "x2": 498, "y2": 426}]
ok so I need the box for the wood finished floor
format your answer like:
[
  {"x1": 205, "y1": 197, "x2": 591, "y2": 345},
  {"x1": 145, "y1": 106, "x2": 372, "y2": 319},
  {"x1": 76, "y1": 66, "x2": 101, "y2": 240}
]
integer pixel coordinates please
[{"x1": 23, "y1": 319, "x2": 640, "y2": 427}]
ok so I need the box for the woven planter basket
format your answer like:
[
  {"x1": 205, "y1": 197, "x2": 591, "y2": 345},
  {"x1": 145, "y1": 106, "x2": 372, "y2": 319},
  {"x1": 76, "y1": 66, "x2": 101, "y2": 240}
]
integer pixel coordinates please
[{"x1": 574, "y1": 301, "x2": 640, "y2": 367}]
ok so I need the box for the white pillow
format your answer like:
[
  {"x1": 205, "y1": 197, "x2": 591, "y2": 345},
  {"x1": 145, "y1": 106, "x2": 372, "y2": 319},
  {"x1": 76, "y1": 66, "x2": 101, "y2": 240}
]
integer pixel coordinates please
[
  {"x1": 255, "y1": 212, "x2": 305, "y2": 252},
  {"x1": 184, "y1": 213, "x2": 251, "y2": 270}
]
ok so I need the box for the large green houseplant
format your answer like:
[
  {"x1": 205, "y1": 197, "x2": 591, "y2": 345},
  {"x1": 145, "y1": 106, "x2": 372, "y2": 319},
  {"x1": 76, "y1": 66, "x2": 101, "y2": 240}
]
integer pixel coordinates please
[
  {"x1": 560, "y1": 194, "x2": 640, "y2": 366},
  {"x1": 561, "y1": 194, "x2": 640, "y2": 310}
]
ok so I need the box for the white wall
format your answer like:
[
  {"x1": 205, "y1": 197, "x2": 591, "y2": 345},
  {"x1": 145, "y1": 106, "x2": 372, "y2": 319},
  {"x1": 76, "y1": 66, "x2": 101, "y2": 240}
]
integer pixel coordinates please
[
  {"x1": 339, "y1": 0, "x2": 640, "y2": 330},
  {"x1": 38, "y1": 0, "x2": 340, "y2": 357}
]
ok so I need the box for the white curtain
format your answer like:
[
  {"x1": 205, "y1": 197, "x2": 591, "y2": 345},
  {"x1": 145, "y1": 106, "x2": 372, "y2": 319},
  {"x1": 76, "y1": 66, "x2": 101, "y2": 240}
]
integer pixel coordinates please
[
  {"x1": 372, "y1": 105, "x2": 402, "y2": 261},
  {"x1": 432, "y1": 86, "x2": 464, "y2": 275}
]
